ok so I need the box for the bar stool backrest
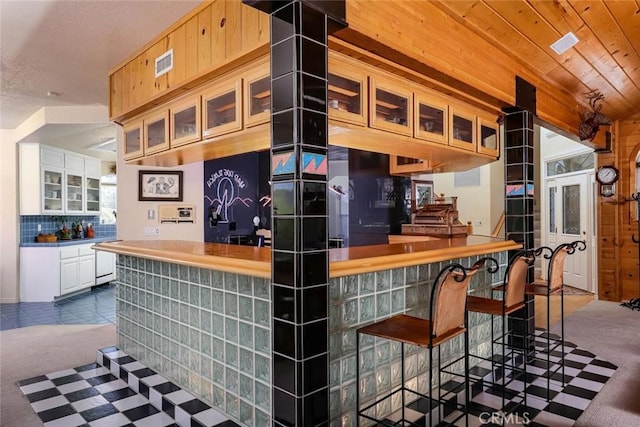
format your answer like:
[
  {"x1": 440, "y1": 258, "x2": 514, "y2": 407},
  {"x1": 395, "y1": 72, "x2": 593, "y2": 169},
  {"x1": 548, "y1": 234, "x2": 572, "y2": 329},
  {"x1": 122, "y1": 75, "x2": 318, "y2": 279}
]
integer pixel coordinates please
[
  {"x1": 505, "y1": 255, "x2": 533, "y2": 308},
  {"x1": 431, "y1": 264, "x2": 480, "y2": 338},
  {"x1": 548, "y1": 247, "x2": 570, "y2": 293}
]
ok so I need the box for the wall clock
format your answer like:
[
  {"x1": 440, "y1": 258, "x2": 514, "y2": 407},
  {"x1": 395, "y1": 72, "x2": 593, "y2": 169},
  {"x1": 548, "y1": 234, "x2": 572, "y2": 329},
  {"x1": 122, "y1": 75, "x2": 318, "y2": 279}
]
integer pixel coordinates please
[{"x1": 596, "y1": 165, "x2": 619, "y2": 185}]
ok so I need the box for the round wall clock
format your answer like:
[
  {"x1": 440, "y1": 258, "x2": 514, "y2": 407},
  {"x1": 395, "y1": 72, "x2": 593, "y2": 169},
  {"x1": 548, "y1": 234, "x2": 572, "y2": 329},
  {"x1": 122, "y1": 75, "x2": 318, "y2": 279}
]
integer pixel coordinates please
[{"x1": 596, "y1": 166, "x2": 619, "y2": 185}]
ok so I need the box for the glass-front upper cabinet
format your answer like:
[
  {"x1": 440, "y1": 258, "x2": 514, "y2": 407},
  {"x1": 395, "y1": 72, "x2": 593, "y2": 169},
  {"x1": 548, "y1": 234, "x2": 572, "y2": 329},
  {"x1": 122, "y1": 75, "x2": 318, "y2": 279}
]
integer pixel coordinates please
[
  {"x1": 244, "y1": 58, "x2": 271, "y2": 127},
  {"x1": 123, "y1": 122, "x2": 143, "y2": 160},
  {"x1": 449, "y1": 107, "x2": 476, "y2": 152},
  {"x1": 202, "y1": 78, "x2": 242, "y2": 138},
  {"x1": 414, "y1": 93, "x2": 447, "y2": 144},
  {"x1": 85, "y1": 176, "x2": 100, "y2": 214},
  {"x1": 389, "y1": 156, "x2": 434, "y2": 175},
  {"x1": 42, "y1": 167, "x2": 64, "y2": 214},
  {"x1": 370, "y1": 75, "x2": 412, "y2": 136},
  {"x1": 328, "y1": 52, "x2": 366, "y2": 126},
  {"x1": 144, "y1": 111, "x2": 170, "y2": 155},
  {"x1": 170, "y1": 95, "x2": 201, "y2": 147},
  {"x1": 66, "y1": 172, "x2": 84, "y2": 214},
  {"x1": 477, "y1": 112, "x2": 500, "y2": 157}
]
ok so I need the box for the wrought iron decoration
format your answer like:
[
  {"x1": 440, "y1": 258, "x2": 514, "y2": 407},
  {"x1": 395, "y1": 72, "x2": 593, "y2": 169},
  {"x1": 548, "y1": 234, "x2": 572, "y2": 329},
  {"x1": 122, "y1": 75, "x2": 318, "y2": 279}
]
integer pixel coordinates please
[{"x1": 578, "y1": 89, "x2": 612, "y2": 142}]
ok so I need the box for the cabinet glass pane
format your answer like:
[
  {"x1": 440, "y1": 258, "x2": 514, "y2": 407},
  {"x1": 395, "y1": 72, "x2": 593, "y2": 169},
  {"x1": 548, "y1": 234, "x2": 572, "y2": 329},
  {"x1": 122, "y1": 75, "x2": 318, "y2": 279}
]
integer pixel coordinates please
[
  {"x1": 206, "y1": 91, "x2": 236, "y2": 128},
  {"x1": 43, "y1": 170, "x2": 63, "y2": 211},
  {"x1": 86, "y1": 177, "x2": 100, "y2": 212},
  {"x1": 328, "y1": 74, "x2": 361, "y2": 114},
  {"x1": 418, "y1": 103, "x2": 444, "y2": 136},
  {"x1": 480, "y1": 124, "x2": 497, "y2": 150},
  {"x1": 66, "y1": 173, "x2": 83, "y2": 212},
  {"x1": 376, "y1": 88, "x2": 408, "y2": 125},
  {"x1": 452, "y1": 115, "x2": 473, "y2": 143},
  {"x1": 174, "y1": 106, "x2": 197, "y2": 140},
  {"x1": 250, "y1": 77, "x2": 271, "y2": 116},
  {"x1": 147, "y1": 119, "x2": 166, "y2": 149},
  {"x1": 125, "y1": 128, "x2": 141, "y2": 155},
  {"x1": 397, "y1": 157, "x2": 422, "y2": 166}
]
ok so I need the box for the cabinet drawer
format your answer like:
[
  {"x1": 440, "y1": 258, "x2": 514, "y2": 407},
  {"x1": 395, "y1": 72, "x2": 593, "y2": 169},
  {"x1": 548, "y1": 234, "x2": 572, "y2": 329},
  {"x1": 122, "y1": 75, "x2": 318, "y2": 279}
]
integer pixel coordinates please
[
  {"x1": 78, "y1": 245, "x2": 95, "y2": 257},
  {"x1": 60, "y1": 247, "x2": 79, "y2": 259}
]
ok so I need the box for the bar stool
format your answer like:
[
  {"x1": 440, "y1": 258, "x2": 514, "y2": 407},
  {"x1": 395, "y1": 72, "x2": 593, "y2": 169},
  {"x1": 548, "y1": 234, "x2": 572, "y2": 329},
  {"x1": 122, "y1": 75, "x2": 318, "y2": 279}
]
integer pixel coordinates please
[
  {"x1": 355, "y1": 258, "x2": 491, "y2": 427},
  {"x1": 465, "y1": 251, "x2": 535, "y2": 417},
  {"x1": 526, "y1": 240, "x2": 586, "y2": 401}
]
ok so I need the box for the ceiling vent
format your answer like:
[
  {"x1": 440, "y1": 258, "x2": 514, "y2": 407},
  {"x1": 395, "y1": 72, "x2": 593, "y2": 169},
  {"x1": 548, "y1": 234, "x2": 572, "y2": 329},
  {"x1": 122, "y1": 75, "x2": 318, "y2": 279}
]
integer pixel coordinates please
[
  {"x1": 155, "y1": 49, "x2": 174, "y2": 78},
  {"x1": 550, "y1": 32, "x2": 579, "y2": 55}
]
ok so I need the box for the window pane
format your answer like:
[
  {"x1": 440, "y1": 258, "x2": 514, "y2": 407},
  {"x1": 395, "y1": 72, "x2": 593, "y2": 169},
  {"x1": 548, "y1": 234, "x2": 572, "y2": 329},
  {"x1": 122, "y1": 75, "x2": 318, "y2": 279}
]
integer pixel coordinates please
[
  {"x1": 547, "y1": 152, "x2": 594, "y2": 176},
  {"x1": 549, "y1": 187, "x2": 556, "y2": 233},
  {"x1": 563, "y1": 184, "x2": 580, "y2": 235}
]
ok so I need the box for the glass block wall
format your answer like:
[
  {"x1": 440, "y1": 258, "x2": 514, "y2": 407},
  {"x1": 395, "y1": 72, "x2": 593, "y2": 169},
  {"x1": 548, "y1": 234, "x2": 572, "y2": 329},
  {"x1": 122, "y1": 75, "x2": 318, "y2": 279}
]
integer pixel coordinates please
[
  {"x1": 328, "y1": 252, "x2": 509, "y2": 427},
  {"x1": 115, "y1": 256, "x2": 272, "y2": 427}
]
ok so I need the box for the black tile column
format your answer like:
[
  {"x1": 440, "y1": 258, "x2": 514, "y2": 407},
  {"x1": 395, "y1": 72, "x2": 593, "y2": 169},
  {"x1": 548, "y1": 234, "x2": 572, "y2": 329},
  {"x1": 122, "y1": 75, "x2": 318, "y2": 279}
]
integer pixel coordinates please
[
  {"x1": 504, "y1": 109, "x2": 536, "y2": 349},
  {"x1": 243, "y1": 1, "x2": 345, "y2": 425}
]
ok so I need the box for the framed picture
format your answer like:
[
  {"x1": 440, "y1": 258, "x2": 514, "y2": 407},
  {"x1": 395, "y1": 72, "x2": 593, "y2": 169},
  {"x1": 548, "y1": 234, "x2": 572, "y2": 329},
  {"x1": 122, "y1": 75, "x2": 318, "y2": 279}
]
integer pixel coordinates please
[
  {"x1": 411, "y1": 180, "x2": 433, "y2": 212},
  {"x1": 138, "y1": 170, "x2": 183, "y2": 201}
]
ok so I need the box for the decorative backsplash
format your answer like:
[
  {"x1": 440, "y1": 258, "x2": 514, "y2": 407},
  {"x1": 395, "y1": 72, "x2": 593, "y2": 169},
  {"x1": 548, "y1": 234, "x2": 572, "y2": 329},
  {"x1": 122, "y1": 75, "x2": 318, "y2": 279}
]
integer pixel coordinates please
[{"x1": 20, "y1": 215, "x2": 116, "y2": 243}]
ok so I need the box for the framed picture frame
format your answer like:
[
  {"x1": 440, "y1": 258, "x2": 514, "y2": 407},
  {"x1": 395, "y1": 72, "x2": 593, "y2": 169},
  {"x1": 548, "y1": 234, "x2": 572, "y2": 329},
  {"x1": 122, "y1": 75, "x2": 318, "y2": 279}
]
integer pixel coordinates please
[
  {"x1": 138, "y1": 170, "x2": 183, "y2": 201},
  {"x1": 411, "y1": 180, "x2": 433, "y2": 212}
]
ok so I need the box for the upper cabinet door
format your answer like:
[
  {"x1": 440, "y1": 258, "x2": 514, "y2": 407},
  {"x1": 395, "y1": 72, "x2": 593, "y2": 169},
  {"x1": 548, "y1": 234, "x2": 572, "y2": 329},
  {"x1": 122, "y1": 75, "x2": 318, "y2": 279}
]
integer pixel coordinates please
[
  {"x1": 477, "y1": 112, "x2": 500, "y2": 157},
  {"x1": 202, "y1": 78, "x2": 243, "y2": 138},
  {"x1": 449, "y1": 107, "x2": 476, "y2": 152},
  {"x1": 123, "y1": 122, "x2": 144, "y2": 160},
  {"x1": 143, "y1": 110, "x2": 170, "y2": 155},
  {"x1": 170, "y1": 95, "x2": 201, "y2": 147},
  {"x1": 244, "y1": 59, "x2": 270, "y2": 127},
  {"x1": 85, "y1": 176, "x2": 100, "y2": 214},
  {"x1": 328, "y1": 52, "x2": 367, "y2": 126},
  {"x1": 65, "y1": 171, "x2": 84, "y2": 214},
  {"x1": 369, "y1": 75, "x2": 413, "y2": 136},
  {"x1": 414, "y1": 93, "x2": 448, "y2": 144}
]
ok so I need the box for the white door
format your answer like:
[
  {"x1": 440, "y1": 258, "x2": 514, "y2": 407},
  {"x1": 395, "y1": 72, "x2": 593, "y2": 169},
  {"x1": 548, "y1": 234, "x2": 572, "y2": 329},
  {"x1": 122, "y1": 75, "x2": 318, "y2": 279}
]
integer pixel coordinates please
[{"x1": 545, "y1": 173, "x2": 591, "y2": 291}]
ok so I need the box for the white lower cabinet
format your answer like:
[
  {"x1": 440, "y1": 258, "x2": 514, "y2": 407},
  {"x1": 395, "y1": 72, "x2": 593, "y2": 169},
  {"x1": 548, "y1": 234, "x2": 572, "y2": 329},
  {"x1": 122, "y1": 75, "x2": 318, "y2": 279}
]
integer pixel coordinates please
[{"x1": 21, "y1": 243, "x2": 97, "y2": 302}]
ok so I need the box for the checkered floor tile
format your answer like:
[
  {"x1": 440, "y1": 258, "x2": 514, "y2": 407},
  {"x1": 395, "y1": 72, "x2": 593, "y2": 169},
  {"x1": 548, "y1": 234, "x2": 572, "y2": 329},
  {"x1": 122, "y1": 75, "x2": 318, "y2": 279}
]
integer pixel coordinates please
[
  {"x1": 17, "y1": 347, "x2": 239, "y2": 427},
  {"x1": 373, "y1": 329, "x2": 617, "y2": 427}
]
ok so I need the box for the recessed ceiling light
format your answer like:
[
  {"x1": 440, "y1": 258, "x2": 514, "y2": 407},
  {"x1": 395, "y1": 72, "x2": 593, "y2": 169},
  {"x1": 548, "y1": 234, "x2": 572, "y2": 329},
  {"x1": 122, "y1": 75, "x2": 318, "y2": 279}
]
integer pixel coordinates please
[
  {"x1": 550, "y1": 32, "x2": 579, "y2": 55},
  {"x1": 47, "y1": 91, "x2": 61, "y2": 97}
]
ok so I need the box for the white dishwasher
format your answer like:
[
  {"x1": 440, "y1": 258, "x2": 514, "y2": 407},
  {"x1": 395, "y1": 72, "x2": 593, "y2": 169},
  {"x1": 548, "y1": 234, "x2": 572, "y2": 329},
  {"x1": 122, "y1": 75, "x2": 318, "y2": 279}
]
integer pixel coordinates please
[{"x1": 95, "y1": 250, "x2": 116, "y2": 285}]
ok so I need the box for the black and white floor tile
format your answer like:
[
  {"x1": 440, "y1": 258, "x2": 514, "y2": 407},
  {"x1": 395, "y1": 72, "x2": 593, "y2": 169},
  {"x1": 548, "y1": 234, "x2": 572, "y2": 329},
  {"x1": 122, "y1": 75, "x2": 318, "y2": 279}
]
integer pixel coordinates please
[
  {"x1": 375, "y1": 329, "x2": 617, "y2": 427},
  {"x1": 17, "y1": 347, "x2": 239, "y2": 427}
]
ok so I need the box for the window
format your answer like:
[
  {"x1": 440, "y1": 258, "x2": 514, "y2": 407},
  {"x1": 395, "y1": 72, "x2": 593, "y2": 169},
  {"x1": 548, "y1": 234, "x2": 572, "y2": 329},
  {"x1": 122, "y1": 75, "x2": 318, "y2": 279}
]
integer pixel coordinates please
[
  {"x1": 100, "y1": 174, "x2": 117, "y2": 224},
  {"x1": 547, "y1": 152, "x2": 594, "y2": 177}
]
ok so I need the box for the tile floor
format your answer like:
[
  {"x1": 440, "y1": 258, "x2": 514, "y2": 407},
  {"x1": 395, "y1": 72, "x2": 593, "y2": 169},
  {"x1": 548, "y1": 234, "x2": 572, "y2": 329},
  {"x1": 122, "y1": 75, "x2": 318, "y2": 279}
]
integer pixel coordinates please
[
  {"x1": 8, "y1": 286, "x2": 617, "y2": 426},
  {"x1": 0, "y1": 283, "x2": 115, "y2": 331},
  {"x1": 18, "y1": 347, "x2": 239, "y2": 427}
]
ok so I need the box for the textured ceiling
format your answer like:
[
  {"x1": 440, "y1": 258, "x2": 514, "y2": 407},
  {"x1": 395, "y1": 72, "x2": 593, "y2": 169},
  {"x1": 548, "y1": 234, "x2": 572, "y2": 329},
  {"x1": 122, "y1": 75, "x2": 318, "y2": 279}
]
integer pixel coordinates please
[{"x1": 0, "y1": 0, "x2": 200, "y2": 159}]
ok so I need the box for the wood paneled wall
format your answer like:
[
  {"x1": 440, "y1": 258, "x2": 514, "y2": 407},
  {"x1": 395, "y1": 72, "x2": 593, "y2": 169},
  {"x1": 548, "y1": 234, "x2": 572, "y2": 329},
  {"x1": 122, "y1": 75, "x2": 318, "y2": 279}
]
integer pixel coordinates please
[{"x1": 598, "y1": 120, "x2": 640, "y2": 301}]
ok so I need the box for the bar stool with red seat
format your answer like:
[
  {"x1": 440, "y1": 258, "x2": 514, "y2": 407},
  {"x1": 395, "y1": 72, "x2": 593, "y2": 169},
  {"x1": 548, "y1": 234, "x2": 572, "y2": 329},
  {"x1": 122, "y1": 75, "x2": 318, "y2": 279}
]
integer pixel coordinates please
[{"x1": 355, "y1": 258, "x2": 493, "y2": 427}]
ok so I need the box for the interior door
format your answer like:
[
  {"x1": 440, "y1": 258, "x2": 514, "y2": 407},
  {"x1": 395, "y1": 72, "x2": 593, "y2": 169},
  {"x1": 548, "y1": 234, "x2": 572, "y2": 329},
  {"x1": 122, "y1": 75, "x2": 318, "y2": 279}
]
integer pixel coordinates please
[{"x1": 545, "y1": 173, "x2": 590, "y2": 291}]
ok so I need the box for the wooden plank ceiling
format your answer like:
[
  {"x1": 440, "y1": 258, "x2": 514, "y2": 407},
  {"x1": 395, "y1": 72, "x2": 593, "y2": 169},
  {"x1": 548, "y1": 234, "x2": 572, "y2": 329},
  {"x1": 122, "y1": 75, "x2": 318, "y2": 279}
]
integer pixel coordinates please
[{"x1": 431, "y1": 0, "x2": 640, "y2": 122}]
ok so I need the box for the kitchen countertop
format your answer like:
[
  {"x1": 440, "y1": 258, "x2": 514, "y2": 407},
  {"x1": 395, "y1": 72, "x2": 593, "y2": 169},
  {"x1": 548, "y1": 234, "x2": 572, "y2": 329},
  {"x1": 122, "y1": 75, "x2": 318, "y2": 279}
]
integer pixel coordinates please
[
  {"x1": 20, "y1": 236, "x2": 118, "y2": 248},
  {"x1": 94, "y1": 235, "x2": 521, "y2": 279}
]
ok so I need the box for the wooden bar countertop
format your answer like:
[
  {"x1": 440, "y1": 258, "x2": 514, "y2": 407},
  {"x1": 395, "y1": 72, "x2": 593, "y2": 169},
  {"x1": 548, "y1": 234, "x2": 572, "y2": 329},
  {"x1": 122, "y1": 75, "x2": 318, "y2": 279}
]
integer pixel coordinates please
[{"x1": 94, "y1": 236, "x2": 521, "y2": 279}]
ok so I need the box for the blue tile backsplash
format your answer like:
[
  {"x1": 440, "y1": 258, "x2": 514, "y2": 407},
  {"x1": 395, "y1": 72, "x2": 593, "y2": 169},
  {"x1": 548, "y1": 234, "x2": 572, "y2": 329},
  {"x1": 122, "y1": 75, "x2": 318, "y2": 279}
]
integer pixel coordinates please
[{"x1": 20, "y1": 215, "x2": 116, "y2": 243}]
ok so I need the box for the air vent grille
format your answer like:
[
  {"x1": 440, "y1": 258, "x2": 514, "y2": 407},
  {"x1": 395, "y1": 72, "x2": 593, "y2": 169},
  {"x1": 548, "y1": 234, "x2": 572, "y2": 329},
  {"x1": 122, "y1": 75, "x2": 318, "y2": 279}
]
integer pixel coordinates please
[
  {"x1": 155, "y1": 49, "x2": 173, "y2": 78},
  {"x1": 550, "y1": 32, "x2": 579, "y2": 55}
]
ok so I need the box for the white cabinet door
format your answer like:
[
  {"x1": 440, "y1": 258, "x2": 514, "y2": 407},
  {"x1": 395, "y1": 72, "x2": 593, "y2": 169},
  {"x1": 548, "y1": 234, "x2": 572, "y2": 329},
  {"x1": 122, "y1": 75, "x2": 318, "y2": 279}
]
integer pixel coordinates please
[
  {"x1": 65, "y1": 153, "x2": 85, "y2": 172},
  {"x1": 65, "y1": 171, "x2": 84, "y2": 213},
  {"x1": 85, "y1": 176, "x2": 101, "y2": 214},
  {"x1": 41, "y1": 147, "x2": 65, "y2": 167},
  {"x1": 42, "y1": 167, "x2": 65, "y2": 214},
  {"x1": 78, "y1": 255, "x2": 96, "y2": 289},
  {"x1": 61, "y1": 258, "x2": 79, "y2": 294}
]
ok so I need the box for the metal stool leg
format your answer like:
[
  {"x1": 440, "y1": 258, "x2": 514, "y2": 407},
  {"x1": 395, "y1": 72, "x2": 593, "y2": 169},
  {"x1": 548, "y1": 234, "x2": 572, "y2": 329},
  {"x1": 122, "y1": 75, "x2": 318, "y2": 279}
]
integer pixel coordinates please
[{"x1": 356, "y1": 331, "x2": 361, "y2": 427}]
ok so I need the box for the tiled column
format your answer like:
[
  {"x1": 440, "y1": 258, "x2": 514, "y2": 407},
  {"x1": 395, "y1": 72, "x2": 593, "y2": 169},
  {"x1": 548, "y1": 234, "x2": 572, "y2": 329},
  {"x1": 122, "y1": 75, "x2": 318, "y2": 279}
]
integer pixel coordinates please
[
  {"x1": 243, "y1": 1, "x2": 345, "y2": 425},
  {"x1": 504, "y1": 109, "x2": 536, "y2": 349}
]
